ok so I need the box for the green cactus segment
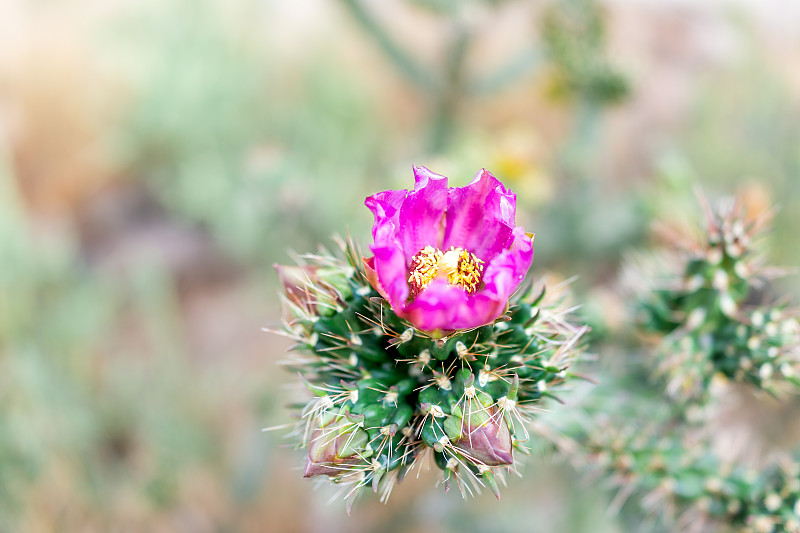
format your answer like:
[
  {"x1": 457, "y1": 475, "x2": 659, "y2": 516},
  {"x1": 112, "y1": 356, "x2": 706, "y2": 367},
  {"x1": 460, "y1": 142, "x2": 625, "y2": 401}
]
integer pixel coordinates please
[
  {"x1": 275, "y1": 239, "x2": 588, "y2": 503},
  {"x1": 637, "y1": 202, "x2": 800, "y2": 403},
  {"x1": 541, "y1": 0, "x2": 628, "y2": 104},
  {"x1": 586, "y1": 199, "x2": 800, "y2": 531},
  {"x1": 588, "y1": 421, "x2": 800, "y2": 533}
]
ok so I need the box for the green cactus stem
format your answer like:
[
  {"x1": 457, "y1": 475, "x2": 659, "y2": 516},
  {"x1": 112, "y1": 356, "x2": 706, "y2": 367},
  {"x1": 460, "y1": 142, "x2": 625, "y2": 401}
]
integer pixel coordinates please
[{"x1": 271, "y1": 236, "x2": 589, "y2": 508}]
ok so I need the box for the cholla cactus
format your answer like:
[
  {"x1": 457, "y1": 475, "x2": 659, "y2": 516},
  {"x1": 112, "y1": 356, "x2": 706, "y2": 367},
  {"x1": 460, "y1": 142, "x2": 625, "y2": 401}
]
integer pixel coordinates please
[
  {"x1": 271, "y1": 166, "x2": 588, "y2": 508},
  {"x1": 741, "y1": 462, "x2": 800, "y2": 533},
  {"x1": 541, "y1": 0, "x2": 628, "y2": 105},
  {"x1": 637, "y1": 197, "x2": 800, "y2": 403},
  {"x1": 585, "y1": 196, "x2": 800, "y2": 532},
  {"x1": 587, "y1": 419, "x2": 800, "y2": 532}
]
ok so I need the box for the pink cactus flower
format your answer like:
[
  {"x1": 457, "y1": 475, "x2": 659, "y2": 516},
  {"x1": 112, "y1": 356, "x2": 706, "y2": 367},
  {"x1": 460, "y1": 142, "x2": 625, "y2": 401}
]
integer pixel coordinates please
[{"x1": 364, "y1": 166, "x2": 534, "y2": 332}]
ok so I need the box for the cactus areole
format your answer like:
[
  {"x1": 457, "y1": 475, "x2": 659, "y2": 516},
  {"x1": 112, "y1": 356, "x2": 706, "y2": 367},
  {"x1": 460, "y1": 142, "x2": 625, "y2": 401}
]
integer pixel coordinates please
[{"x1": 272, "y1": 166, "x2": 587, "y2": 507}]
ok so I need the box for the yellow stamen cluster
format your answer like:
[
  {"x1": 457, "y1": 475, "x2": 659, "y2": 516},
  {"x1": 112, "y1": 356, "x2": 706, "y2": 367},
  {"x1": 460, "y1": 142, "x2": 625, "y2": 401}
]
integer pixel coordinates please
[
  {"x1": 408, "y1": 246, "x2": 440, "y2": 297},
  {"x1": 444, "y1": 248, "x2": 484, "y2": 293},
  {"x1": 408, "y1": 245, "x2": 484, "y2": 298}
]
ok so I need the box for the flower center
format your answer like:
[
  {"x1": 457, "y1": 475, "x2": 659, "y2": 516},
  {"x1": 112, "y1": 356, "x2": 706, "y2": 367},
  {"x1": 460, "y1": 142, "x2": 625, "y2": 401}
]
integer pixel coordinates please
[{"x1": 408, "y1": 245, "x2": 484, "y2": 298}]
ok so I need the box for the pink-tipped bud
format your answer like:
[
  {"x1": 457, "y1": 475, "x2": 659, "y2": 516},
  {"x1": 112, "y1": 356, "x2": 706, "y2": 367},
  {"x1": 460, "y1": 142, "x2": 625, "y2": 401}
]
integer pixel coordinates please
[
  {"x1": 453, "y1": 406, "x2": 513, "y2": 467},
  {"x1": 303, "y1": 426, "x2": 368, "y2": 478},
  {"x1": 274, "y1": 264, "x2": 320, "y2": 313}
]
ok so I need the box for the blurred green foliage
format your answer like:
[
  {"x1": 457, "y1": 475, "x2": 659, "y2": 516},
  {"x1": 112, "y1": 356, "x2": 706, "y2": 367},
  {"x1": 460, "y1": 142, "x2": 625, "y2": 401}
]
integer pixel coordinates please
[
  {"x1": 0, "y1": 158, "x2": 227, "y2": 529},
  {"x1": 114, "y1": 0, "x2": 391, "y2": 264},
  {"x1": 541, "y1": 0, "x2": 628, "y2": 105},
  {"x1": 578, "y1": 199, "x2": 800, "y2": 532}
]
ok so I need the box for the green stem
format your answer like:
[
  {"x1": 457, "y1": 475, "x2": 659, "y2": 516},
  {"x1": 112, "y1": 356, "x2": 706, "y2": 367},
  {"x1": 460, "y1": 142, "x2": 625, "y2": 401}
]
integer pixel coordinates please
[
  {"x1": 468, "y1": 45, "x2": 543, "y2": 96},
  {"x1": 338, "y1": 0, "x2": 438, "y2": 91},
  {"x1": 557, "y1": 96, "x2": 602, "y2": 181},
  {"x1": 428, "y1": 23, "x2": 470, "y2": 153}
]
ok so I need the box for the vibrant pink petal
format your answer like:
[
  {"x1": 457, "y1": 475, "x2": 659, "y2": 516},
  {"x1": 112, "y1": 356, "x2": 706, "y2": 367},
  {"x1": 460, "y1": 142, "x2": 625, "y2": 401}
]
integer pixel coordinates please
[
  {"x1": 362, "y1": 256, "x2": 389, "y2": 300},
  {"x1": 397, "y1": 166, "x2": 448, "y2": 261},
  {"x1": 401, "y1": 281, "x2": 504, "y2": 332},
  {"x1": 365, "y1": 188, "x2": 407, "y2": 240},
  {"x1": 480, "y1": 227, "x2": 534, "y2": 301},
  {"x1": 365, "y1": 187, "x2": 411, "y2": 307},
  {"x1": 401, "y1": 280, "x2": 470, "y2": 332},
  {"x1": 443, "y1": 169, "x2": 517, "y2": 259},
  {"x1": 371, "y1": 239, "x2": 410, "y2": 309},
  {"x1": 412, "y1": 165, "x2": 449, "y2": 190}
]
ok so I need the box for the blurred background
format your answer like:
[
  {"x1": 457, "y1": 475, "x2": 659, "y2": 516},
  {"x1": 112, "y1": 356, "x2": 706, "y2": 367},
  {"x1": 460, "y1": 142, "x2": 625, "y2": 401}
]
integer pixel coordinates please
[{"x1": 1, "y1": 0, "x2": 799, "y2": 531}]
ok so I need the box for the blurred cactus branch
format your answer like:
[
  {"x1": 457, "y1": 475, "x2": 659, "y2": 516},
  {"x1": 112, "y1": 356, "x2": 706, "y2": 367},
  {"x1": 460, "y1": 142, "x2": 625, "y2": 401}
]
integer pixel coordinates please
[
  {"x1": 557, "y1": 96, "x2": 602, "y2": 180},
  {"x1": 542, "y1": 0, "x2": 628, "y2": 181},
  {"x1": 579, "y1": 195, "x2": 800, "y2": 532},
  {"x1": 339, "y1": 0, "x2": 476, "y2": 151},
  {"x1": 541, "y1": 0, "x2": 628, "y2": 105},
  {"x1": 468, "y1": 44, "x2": 543, "y2": 96},
  {"x1": 338, "y1": 0, "x2": 439, "y2": 91},
  {"x1": 338, "y1": 0, "x2": 627, "y2": 153},
  {"x1": 430, "y1": 21, "x2": 471, "y2": 151}
]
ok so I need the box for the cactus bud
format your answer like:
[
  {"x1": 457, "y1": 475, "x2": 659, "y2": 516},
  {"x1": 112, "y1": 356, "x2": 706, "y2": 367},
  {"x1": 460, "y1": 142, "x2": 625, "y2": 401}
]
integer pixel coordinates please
[
  {"x1": 453, "y1": 406, "x2": 513, "y2": 467},
  {"x1": 303, "y1": 423, "x2": 369, "y2": 478}
]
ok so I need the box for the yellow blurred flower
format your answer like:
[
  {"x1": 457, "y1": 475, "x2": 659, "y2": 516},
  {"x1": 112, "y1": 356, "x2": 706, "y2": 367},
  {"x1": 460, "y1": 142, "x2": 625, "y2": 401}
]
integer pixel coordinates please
[{"x1": 490, "y1": 127, "x2": 555, "y2": 208}]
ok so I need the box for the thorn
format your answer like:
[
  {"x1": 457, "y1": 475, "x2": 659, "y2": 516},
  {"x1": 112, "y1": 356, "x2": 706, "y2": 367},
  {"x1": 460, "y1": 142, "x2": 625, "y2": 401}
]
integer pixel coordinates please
[
  {"x1": 543, "y1": 392, "x2": 565, "y2": 405},
  {"x1": 571, "y1": 372, "x2": 599, "y2": 385},
  {"x1": 523, "y1": 308, "x2": 540, "y2": 328}
]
